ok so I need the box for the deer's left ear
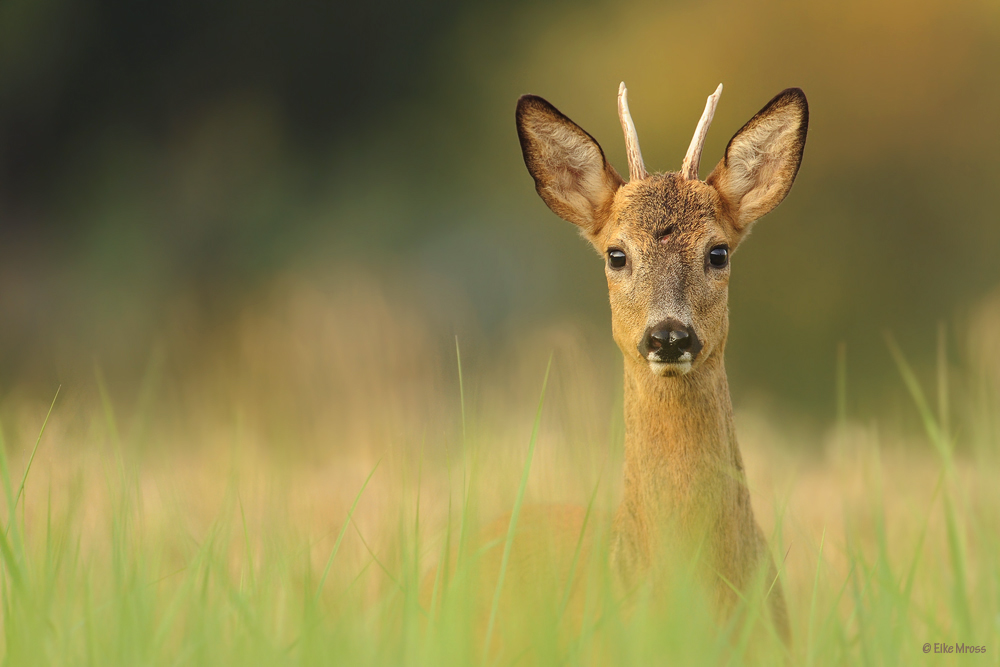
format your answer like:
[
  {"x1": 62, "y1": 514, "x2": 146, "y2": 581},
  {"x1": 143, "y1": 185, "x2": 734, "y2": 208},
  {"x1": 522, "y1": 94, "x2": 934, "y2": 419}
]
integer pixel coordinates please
[{"x1": 707, "y1": 88, "x2": 808, "y2": 236}]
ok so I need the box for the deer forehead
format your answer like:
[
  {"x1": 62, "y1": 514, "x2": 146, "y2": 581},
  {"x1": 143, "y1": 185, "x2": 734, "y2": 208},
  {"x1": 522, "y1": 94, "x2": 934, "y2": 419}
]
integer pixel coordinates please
[{"x1": 599, "y1": 174, "x2": 730, "y2": 250}]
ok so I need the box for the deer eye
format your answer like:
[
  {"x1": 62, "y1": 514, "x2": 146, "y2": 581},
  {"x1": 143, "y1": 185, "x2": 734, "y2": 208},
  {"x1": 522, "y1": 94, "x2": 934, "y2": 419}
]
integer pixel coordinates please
[
  {"x1": 608, "y1": 249, "x2": 627, "y2": 269},
  {"x1": 708, "y1": 246, "x2": 729, "y2": 268}
]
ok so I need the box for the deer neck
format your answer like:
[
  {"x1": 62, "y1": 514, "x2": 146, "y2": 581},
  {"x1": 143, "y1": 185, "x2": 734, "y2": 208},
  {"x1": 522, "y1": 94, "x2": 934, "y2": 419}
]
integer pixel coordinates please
[{"x1": 613, "y1": 347, "x2": 757, "y2": 572}]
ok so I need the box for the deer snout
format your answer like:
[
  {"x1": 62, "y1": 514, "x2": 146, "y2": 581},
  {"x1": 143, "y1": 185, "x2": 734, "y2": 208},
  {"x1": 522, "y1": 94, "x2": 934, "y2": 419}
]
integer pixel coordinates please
[{"x1": 639, "y1": 320, "x2": 703, "y2": 364}]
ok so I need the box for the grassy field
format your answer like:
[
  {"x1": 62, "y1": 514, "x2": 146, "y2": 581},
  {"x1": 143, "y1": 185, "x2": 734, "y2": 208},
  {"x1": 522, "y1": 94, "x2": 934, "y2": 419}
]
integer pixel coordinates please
[{"x1": 0, "y1": 287, "x2": 998, "y2": 665}]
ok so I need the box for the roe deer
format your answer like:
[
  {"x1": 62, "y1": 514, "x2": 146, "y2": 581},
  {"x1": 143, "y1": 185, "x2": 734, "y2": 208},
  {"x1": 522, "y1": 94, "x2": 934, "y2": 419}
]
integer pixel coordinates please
[{"x1": 513, "y1": 83, "x2": 808, "y2": 641}]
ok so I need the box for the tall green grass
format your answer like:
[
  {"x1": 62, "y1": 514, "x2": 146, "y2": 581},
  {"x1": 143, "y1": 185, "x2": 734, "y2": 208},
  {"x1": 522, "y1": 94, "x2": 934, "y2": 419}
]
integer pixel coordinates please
[{"x1": 0, "y1": 338, "x2": 997, "y2": 665}]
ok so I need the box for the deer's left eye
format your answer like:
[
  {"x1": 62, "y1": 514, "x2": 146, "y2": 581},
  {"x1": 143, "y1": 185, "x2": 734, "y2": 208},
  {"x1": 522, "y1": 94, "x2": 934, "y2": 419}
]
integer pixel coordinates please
[
  {"x1": 608, "y1": 249, "x2": 627, "y2": 269},
  {"x1": 708, "y1": 246, "x2": 729, "y2": 268}
]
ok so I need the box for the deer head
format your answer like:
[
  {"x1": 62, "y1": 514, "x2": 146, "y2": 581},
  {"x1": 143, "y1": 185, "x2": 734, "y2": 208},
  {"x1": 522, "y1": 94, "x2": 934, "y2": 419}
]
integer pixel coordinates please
[{"x1": 516, "y1": 85, "x2": 808, "y2": 377}]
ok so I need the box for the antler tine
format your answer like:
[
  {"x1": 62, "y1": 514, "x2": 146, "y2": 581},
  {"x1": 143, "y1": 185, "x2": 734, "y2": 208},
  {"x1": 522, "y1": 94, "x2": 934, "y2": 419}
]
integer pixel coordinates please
[
  {"x1": 680, "y1": 83, "x2": 723, "y2": 181},
  {"x1": 618, "y1": 82, "x2": 647, "y2": 182}
]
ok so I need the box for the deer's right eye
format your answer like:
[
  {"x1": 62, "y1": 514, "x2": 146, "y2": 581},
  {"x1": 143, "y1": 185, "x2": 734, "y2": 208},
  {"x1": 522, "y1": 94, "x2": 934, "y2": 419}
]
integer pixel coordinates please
[{"x1": 608, "y1": 249, "x2": 627, "y2": 269}]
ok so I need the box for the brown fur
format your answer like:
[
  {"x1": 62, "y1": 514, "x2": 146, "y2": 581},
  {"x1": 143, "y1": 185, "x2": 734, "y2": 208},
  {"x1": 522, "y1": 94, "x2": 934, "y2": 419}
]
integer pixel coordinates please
[{"x1": 497, "y1": 88, "x2": 808, "y2": 642}]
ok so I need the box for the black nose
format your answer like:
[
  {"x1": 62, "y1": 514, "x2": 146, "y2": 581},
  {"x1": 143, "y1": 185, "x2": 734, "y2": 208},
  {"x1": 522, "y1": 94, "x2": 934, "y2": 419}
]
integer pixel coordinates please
[
  {"x1": 638, "y1": 319, "x2": 703, "y2": 362},
  {"x1": 652, "y1": 328, "x2": 690, "y2": 351}
]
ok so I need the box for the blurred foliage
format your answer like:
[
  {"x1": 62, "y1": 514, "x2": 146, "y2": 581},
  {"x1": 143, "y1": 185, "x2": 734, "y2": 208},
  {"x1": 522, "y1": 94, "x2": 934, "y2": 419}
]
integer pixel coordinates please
[{"x1": 1, "y1": 0, "x2": 999, "y2": 425}]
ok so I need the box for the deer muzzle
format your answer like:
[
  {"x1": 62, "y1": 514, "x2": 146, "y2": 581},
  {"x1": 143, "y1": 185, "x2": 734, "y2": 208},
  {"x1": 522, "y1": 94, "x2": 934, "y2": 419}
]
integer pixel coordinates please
[{"x1": 639, "y1": 319, "x2": 703, "y2": 373}]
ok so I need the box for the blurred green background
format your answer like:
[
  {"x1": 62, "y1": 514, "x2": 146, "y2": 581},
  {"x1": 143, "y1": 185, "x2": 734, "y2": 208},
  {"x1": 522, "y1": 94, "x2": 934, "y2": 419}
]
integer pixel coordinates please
[{"x1": 2, "y1": 0, "x2": 999, "y2": 424}]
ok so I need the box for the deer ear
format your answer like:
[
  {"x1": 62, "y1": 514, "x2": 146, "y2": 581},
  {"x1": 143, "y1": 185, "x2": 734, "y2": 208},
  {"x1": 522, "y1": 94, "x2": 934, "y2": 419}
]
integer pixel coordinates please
[
  {"x1": 707, "y1": 88, "x2": 808, "y2": 235},
  {"x1": 517, "y1": 95, "x2": 624, "y2": 237}
]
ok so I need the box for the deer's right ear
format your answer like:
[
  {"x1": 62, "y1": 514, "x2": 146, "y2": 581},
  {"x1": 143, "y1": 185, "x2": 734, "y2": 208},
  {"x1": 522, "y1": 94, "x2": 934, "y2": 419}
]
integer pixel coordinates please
[{"x1": 516, "y1": 95, "x2": 624, "y2": 237}]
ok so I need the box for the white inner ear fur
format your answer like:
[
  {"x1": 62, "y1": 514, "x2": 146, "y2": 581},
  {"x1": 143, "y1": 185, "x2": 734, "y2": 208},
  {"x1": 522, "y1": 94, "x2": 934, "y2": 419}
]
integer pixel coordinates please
[
  {"x1": 721, "y1": 107, "x2": 801, "y2": 227},
  {"x1": 526, "y1": 118, "x2": 616, "y2": 228}
]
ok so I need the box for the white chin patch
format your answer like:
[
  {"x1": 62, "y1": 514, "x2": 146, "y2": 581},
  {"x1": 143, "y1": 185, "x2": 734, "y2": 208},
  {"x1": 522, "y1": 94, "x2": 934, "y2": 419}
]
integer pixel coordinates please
[{"x1": 647, "y1": 352, "x2": 693, "y2": 376}]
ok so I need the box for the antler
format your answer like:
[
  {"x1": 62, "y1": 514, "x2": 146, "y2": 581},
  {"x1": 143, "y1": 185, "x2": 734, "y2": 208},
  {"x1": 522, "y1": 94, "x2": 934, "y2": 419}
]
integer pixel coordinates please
[
  {"x1": 618, "y1": 82, "x2": 647, "y2": 182},
  {"x1": 680, "y1": 84, "x2": 723, "y2": 181}
]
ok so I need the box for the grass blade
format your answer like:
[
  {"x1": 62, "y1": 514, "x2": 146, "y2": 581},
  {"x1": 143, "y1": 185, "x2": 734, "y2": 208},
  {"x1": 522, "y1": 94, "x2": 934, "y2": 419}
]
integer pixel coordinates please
[
  {"x1": 885, "y1": 334, "x2": 951, "y2": 468},
  {"x1": 558, "y1": 473, "x2": 600, "y2": 622},
  {"x1": 315, "y1": 458, "x2": 381, "y2": 600},
  {"x1": 805, "y1": 529, "x2": 826, "y2": 667},
  {"x1": 7, "y1": 385, "x2": 60, "y2": 537},
  {"x1": 481, "y1": 355, "x2": 552, "y2": 664}
]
